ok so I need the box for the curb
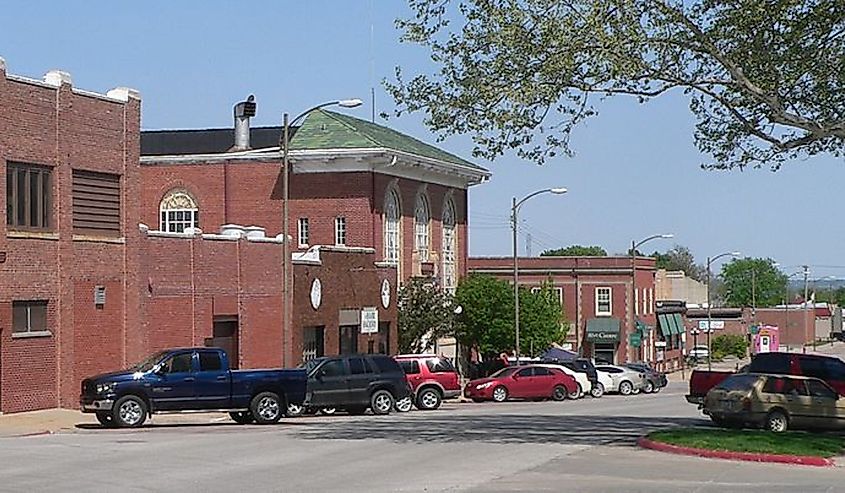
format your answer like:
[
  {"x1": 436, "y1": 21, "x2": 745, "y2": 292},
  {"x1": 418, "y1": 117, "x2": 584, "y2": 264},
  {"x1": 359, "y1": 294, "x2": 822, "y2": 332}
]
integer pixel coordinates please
[
  {"x1": 637, "y1": 437, "x2": 835, "y2": 467},
  {"x1": 1, "y1": 430, "x2": 53, "y2": 439}
]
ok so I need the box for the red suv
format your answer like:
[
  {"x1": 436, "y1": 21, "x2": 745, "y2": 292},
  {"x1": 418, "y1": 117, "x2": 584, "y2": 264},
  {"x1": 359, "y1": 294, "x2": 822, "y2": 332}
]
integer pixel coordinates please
[{"x1": 395, "y1": 354, "x2": 461, "y2": 410}]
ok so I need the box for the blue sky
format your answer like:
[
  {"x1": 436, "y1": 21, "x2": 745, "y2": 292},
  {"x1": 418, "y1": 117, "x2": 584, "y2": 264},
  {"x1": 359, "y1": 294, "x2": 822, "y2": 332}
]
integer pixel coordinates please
[{"x1": 2, "y1": 1, "x2": 842, "y2": 279}]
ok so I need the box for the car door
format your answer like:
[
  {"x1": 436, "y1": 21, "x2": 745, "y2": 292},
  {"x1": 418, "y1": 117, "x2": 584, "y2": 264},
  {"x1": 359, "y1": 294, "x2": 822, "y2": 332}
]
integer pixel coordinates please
[
  {"x1": 531, "y1": 367, "x2": 556, "y2": 397},
  {"x1": 805, "y1": 379, "x2": 842, "y2": 430},
  {"x1": 510, "y1": 368, "x2": 535, "y2": 398},
  {"x1": 347, "y1": 357, "x2": 376, "y2": 404},
  {"x1": 193, "y1": 350, "x2": 230, "y2": 409},
  {"x1": 149, "y1": 351, "x2": 196, "y2": 411},
  {"x1": 309, "y1": 358, "x2": 350, "y2": 407}
]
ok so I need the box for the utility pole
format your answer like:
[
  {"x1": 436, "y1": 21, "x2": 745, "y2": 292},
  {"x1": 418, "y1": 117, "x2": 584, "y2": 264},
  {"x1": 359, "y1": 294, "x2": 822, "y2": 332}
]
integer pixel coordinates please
[{"x1": 804, "y1": 265, "x2": 810, "y2": 350}]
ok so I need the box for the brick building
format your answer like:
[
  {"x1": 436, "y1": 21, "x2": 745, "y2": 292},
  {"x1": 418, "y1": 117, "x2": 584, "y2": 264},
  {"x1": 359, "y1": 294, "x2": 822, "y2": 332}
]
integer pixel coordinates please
[
  {"x1": 468, "y1": 256, "x2": 658, "y2": 365},
  {"x1": 686, "y1": 306, "x2": 816, "y2": 349}
]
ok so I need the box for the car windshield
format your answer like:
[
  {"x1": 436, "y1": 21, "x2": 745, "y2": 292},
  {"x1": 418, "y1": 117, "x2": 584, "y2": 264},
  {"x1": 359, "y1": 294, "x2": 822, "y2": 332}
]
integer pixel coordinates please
[
  {"x1": 714, "y1": 374, "x2": 760, "y2": 391},
  {"x1": 129, "y1": 350, "x2": 169, "y2": 372},
  {"x1": 489, "y1": 367, "x2": 518, "y2": 378}
]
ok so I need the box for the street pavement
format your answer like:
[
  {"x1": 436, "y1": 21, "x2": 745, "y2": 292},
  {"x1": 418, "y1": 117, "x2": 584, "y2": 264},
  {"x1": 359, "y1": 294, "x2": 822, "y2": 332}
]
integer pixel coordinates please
[{"x1": 0, "y1": 381, "x2": 842, "y2": 493}]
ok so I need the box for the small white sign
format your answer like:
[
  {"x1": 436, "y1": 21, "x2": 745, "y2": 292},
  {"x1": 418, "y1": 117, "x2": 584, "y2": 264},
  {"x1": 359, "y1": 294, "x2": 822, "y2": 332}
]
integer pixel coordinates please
[
  {"x1": 361, "y1": 307, "x2": 379, "y2": 334},
  {"x1": 698, "y1": 320, "x2": 724, "y2": 331},
  {"x1": 655, "y1": 341, "x2": 667, "y2": 348}
]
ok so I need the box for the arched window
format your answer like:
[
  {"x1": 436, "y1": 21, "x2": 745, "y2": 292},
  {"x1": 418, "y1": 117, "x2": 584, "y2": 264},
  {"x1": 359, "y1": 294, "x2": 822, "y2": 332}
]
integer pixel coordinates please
[
  {"x1": 441, "y1": 197, "x2": 457, "y2": 293},
  {"x1": 384, "y1": 187, "x2": 401, "y2": 274},
  {"x1": 159, "y1": 190, "x2": 199, "y2": 233},
  {"x1": 414, "y1": 191, "x2": 430, "y2": 264}
]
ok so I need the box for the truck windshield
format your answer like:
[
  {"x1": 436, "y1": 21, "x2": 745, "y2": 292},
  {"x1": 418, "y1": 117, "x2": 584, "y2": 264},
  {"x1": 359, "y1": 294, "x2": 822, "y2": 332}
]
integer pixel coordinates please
[{"x1": 129, "y1": 351, "x2": 169, "y2": 372}]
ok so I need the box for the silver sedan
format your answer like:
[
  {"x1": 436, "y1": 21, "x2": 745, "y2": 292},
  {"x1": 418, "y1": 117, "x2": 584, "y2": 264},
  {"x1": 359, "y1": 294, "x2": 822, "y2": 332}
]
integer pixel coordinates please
[{"x1": 595, "y1": 365, "x2": 648, "y2": 396}]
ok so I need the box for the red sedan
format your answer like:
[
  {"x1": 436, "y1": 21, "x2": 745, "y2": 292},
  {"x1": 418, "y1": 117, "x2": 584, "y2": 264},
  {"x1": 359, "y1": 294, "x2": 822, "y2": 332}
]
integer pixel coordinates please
[{"x1": 464, "y1": 365, "x2": 578, "y2": 402}]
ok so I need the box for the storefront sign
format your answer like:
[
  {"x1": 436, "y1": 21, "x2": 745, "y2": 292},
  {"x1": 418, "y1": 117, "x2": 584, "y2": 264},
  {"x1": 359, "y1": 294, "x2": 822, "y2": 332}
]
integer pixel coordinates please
[
  {"x1": 586, "y1": 331, "x2": 618, "y2": 342},
  {"x1": 698, "y1": 320, "x2": 724, "y2": 331},
  {"x1": 655, "y1": 341, "x2": 667, "y2": 348},
  {"x1": 361, "y1": 307, "x2": 379, "y2": 334}
]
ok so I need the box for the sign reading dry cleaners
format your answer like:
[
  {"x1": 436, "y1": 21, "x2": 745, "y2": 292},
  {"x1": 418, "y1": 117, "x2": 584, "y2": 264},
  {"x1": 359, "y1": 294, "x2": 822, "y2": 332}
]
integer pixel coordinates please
[
  {"x1": 586, "y1": 331, "x2": 619, "y2": 342},
  {"x1": 361, "y1": 307, "x2": 379, "y2": 334}
]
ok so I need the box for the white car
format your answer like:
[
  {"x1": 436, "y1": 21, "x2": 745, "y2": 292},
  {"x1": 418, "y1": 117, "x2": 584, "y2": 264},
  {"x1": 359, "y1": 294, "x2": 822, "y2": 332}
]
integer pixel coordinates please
[
  {"x1": 688, "y1": 345, "x2": 710, "y2": 359},
  {"x1": 535, "y1": 363, "x2": 592, "y2": 399},
  {"x1": 593, "y1": 369, "x2": 613, "y2": 398},
  {"x1": 595, "y1": 365, "x2": 648, "y2": 395}
]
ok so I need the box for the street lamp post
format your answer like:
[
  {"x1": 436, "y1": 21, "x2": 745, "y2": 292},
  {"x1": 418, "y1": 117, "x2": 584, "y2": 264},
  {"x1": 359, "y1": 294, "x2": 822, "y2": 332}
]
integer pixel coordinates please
[
  {"x1": 706, "y1": 251, "x2": 741, "y2": 371},
  {"x1": 512, "y1": 188, "x2": 567, "y2": 364},
  {"x1": 628, "y1": 234, "x2": 673, "y2": 363},
  {"x1": 281, "y1": 99, "x2": 362, "y2": 365}
]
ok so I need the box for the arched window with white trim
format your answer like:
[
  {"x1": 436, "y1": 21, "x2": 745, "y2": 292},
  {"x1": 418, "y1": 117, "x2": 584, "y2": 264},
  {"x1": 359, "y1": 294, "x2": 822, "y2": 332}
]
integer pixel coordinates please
[
  {"x1": 441, "y1": 197, "x2": 457, "y2": 293},
  {"x1": 414, "y1": 191, "x2": 430, "y2": 264},
  {"x1": 160, "y1": 189, "x2": 199, "y2": 233},
  {"x1": 384, "y1": 187, "x2": 401, "y2": 275}
]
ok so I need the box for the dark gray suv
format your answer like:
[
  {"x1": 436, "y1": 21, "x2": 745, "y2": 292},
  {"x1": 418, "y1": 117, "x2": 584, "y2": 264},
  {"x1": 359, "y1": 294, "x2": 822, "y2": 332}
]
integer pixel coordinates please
[{"x1": 303, "y1": 354, "x2": 412, "y2": 415}]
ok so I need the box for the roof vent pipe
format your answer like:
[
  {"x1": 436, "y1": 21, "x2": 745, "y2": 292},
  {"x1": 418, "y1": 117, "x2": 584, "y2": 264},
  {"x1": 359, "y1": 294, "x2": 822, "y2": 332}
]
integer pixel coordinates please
[{"x1": 232, "y1": 95, "x2": 256, "y2": 151}]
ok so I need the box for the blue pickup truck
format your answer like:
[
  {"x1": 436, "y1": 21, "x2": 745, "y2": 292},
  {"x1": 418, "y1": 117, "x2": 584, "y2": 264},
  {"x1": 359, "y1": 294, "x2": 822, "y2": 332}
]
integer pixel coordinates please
[{"x1": 79, "y1": 347, "x2": 306, "y2": 428}]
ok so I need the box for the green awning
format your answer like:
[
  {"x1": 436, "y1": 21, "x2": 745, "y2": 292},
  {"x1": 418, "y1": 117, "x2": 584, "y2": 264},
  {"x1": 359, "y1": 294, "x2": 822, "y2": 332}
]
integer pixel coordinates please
[
  {"x1": 586, "y1": 318, "x2": 620, "y2": 342},
  {"x1": 672, "y1": 313, "x2": 686, "y2": 335},
  {"x1": 658, "y1": 314, "x2": 672, "y2": 337}
]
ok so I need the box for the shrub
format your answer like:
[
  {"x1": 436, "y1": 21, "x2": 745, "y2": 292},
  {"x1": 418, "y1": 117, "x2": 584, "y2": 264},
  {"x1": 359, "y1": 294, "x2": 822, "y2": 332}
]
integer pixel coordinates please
[{"x1": 710, "y1": 334, "x2": 748, "y2": 360}]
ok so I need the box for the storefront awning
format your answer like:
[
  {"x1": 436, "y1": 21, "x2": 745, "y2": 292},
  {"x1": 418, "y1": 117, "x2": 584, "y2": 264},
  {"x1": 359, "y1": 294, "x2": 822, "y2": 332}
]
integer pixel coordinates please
[
  {"x1": 658, "y1": 314, "x2": 672, "y2": 337},
  {"x1": 586, "y1": 318, "x2": 620, "y2": 342},
  {"x1": 658, "y1": 313, "x2": 685, "y2": 336}
]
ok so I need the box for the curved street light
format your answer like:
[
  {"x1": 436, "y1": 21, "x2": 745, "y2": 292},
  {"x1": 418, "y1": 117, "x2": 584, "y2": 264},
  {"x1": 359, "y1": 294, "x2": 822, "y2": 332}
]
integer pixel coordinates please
[
  {"x1": 705, "y1": 251, "x2": 741, "y2": 370},
  {"x1": 280, "y1": 99, "x2": 362, "y2": 365},
  {"x1": 628, "y1": 233, "x2": 673, "y2": 362},
  {"x1": 512, "y1": 188, "x2": 567, "y2": 364}
]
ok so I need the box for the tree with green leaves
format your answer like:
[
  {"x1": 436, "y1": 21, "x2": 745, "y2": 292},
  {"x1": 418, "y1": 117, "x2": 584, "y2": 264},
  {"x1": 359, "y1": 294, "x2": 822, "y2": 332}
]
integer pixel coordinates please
[
  {"x1": 720, "y1": 258, "x2": 787, "y2": 308},
  {"x1": 398, "y1": 278, "x2": 457, "y2": 353},
  {"x1": 652, "y1": 245, "x2": 705, "y2": 281},
  {"x1": 454, "y1": 274, "x2": 566, "y2": 356},
  {"x1": 541, "y1": 245, "x2": 607, "y2": 257},
  {"x1": 388, "y1": 0, "x2": 844, "y2": 170}
]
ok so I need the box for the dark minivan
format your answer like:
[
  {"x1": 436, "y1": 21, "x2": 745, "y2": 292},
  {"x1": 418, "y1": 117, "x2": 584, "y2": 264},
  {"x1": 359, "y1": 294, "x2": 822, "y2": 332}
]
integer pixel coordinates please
[{"x1": 303, "y1": 354, "x2": 412, "y2": 415}]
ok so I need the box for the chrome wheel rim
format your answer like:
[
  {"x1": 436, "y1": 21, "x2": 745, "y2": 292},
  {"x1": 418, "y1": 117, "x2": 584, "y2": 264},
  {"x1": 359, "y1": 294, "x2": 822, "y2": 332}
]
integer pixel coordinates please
[
  {"x1": 568, "y1": 384, "x2": 581, "y2": 399},
  {"x1": 493, "y1": 387, "x2": 507, "y2": 402},
  {"x1": 119, "y1": 400, "x2": 142, "y2": 425},
  {"x1": 396, "y1": 397, "x2": 412, "y2": 412},
  {"x1": 620, "y1": 382, "x2": 632, "y2": 395},
  {"x1": 645, "y1": 382, "x2": 653, "y2": 393},
  {"x1": 287, "y1": 403, "x2": 303, "y2": 416},
  {"x1": 321, "y1": 407, "x2": 337, "y2": 415},
  {"x1": 421, "y1": 391, "x2": 439, "y2": 409},
  {"x1": 553, "y1": 387, "x2": 565, "y2": 400},
  {"x1": 258, "y1": 397, "x2": 280, "y2": 420},
  {"x1": 374, "y1": 393, "x2": 392, "y2": 412},
  {"x1": 768, "y1": 414, "x2": 787, "y2": 432},
  {"x1": 591, "y1": 383, "x2": 603, "y2": 397}
]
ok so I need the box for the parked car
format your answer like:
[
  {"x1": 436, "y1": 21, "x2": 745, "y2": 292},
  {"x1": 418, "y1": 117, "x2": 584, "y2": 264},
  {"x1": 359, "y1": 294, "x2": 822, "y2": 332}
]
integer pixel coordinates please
[
  {"x1": 464, "y1": 365, "x2": 578, "y2": 402},
  {"x1": 624, "y1": 362, "x2": 668, "y2": 393},
  {"x1": 686, "y1": 352, "x2": 845, "y2": 406},
  {"x1": 552, "y1": 358, "x2": 599, "y2": 392},
  {"x1": 535, "y1": 363, "x2": 594, "y2": 398},
  {"x1": 593, "y1": 368, "x2": 613, "y2": 398},
  {"x1": 79, "y1": 348, "x2": 307, "y2": 428},
  {"x1": 688, "y1": 345, "x2": 710, "y2": 360},
  {"x1": 703, "y1": 373, "x2": 845, "y2": 432},
  {"x1": 395, "y1": 354, "x2": 461, "y2": 410},
  {"x1": 302, "y1": 354, "x2": 412, "y2": 415},
  {"x1": 595, "y1": 365, "x2": 648, "y2": 395}
]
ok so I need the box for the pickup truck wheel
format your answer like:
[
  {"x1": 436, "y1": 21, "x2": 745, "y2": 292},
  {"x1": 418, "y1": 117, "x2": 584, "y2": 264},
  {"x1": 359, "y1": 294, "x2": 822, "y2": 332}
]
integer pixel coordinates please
[
  {"x1": 590, "y1": 383, "x2": 604, "y2": 398},
  {"x1": 229, "y1": 411, "x2": 254, "y2": 424},
  {"x1": 416, "y1": 388, "x2": 442, "y2": 410},
  {"x1": 96, "y1": 412, "x2": 115, "y2": 428},
  {"x1": 370, "y1": 390, "x2": 395, "y2": 415},
  {"x1": 551, "y1": 385, "x2": 567, "y2": 401},
  {"x1": 765, "y1": 410, "x2": 789, "y2": 433},
  {"x1": 568, "y1": 383, "x2": 582, "y2": 400},
  {"x1": 251, "y1": 392, "x2": 283, "y2": 424},
  {"x1": 286, "y1": 403, "x2": 305, "y2": 417},
  {"x1": 619, "y1": 381, "x2": 633, "y2": 396},
  {"x1": 113, "y1": 395, "x2": 147, "y2": 428}
]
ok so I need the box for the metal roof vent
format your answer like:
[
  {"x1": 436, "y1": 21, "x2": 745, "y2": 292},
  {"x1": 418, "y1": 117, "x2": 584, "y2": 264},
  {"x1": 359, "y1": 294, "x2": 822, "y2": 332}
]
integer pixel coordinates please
[{"x1": 232, "y1": 95, "x2": 256, "y2": 151}]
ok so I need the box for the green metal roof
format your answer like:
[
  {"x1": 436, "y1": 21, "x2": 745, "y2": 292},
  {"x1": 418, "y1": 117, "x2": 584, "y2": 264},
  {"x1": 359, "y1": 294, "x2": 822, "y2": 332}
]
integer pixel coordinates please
[{"x1": 290, "y1": 109, "x2": 485, "y2": 171}]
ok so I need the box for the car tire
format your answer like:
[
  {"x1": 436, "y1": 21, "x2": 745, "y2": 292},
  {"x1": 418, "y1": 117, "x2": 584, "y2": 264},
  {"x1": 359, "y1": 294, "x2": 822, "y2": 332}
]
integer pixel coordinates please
[
  {"x1": 552, "y1": 385, "x2": 567, "y2": 401},
  {"x1": 395, "y1": 396, "x2": 413, "y2": 413},
  {"x1": 112, "y1": 395, "x2": 148, "y2": 428},
  {"x1": 251, "y1": 392, "x2": 283, "y2": 424},
  {"x1": 492, "y1": 386, "x2": 509, "y2": 402},
  {"x1": 471, "y1": 398, "x2": 485, "y2": 403},
  {"x1": 709, "y1": 415, "x2": 725, "y2": 427},
  {"x1": 416, "y1": 388, "x2": 443, "y2": 410},
  {"x1": 632, "y1": 388, "x2": 641, "y2": 395},
  {"x1": 619, "y1": 381, "x2": 633, "y2": 396},
  {"x1": 765, "y1": 410, "x2": 789, "y2": 433},
  {"x1": 568, "y1": 383, "x2": 582, "y2": 400},
  {"x1": 590, "y1": 383, "x2": 604, "y2": 398},
  {"x1": 96, "y1": 412, "x2": 115, "y2": 428},
  {"x1": 319, "y1": 407, "x2": 337, "y2": 416},
  {"x1": 229, "y1": 411, "x2": 255, "y2": 424},
  {"x1": 286, "y1": 402, "x2": 305, "y2": 417},
  {"x1": 370, "y1": 390, "x2": 395, "y2": 415},
  {"x1": 644, "y1": 382, "x2": 654, "y2": 394},
  {"x1": 346, "y1": 406, "x2": 367, "y2": 415}
]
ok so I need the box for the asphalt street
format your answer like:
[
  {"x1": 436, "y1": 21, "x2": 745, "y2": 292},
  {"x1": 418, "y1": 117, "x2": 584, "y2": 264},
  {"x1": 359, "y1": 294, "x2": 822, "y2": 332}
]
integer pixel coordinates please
[{"x1": 0, "y1": 382, "x2": 842, "y2": 493}]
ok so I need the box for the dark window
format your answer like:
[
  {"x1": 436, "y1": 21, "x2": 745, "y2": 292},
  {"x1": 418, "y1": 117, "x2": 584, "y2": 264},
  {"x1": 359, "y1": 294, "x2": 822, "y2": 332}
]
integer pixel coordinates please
[
  {"x1": 824, "y1": 359, "x2": 845, "y2": 380},
  {"x1": 807, "y1": 380, "x2": 838, "y2": 399},
  {"x1": 425, "y1": 358, "x2": 456, "y2": 374},
  {"x1": 162, "y1": 353, "x2": 193, "y2": 374},
  {"x1": 715, "y1": 374, "x2": 761, "y2": 391},
  {"x1": 371, "y1": 356, "x2": 401, "y2": 374},
  {"x1": 378, "y1": 322, "x2": 390, "y2": 354},
  {"x1": 72, "y1": 170, "x2": 121, "y2": 235},
  {"x1": 516, "y1": 368, "x2": 533, "y2": 377},
  {"x1": 12, "y1": 301, "x2": 48, "y2": 333},
  {"x1": 349, "y1": 357, "x2": 373, "y2": 375},
  {"x1": 749, "y1": 354, "x2": 790, "y2": 374},
  {"x1": 319, "y1": 359, "x2": 347, "y2": 377},
  {"x1": 762, "y1": 377, "x2": 807, "y2": 395},
  {"x1": 339, "y1": 326, "x2": 358, "y2": 355},
  {"x1": 399, "y1": 360, "x2": 420, "y2": 375},
  {"x1": 533, "y1": 367, "x2": 551, "y2": 376},
  {"x1": 800, "y1": 357, "x2": 827, "y2": 379},
  {"x1": 199, "y1": 352, "x2": 222, "y2": 372},
  {"x1": 6, "y1": 162, "x2": 52, "y2": 230}
]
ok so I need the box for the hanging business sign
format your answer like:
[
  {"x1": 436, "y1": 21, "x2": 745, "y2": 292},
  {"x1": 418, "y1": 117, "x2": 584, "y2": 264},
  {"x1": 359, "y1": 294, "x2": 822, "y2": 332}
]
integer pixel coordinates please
[
  {"x1": 698, "y1": 320, "x2": 724, "y2": 331},
  {"x1": 361, "y1": 307, "x2": 379, "y2": 334}
]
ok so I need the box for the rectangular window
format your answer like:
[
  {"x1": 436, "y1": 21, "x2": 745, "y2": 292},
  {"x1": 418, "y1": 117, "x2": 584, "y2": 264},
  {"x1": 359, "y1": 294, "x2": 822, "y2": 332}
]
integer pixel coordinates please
[
  {"x1": 72, "y1": 170, "x2": 121, "y2": 235},
  {"x1": 198, "y1": 352, "x2": 222, "y2": 372},
  {"x1": 595, "y1": 287, "x2": 612, "y2": 316},
  {"x1": 642, "y1": 288, "x2": 647, "y2": 315},
  {"x1": 6, "y1": 162, "x2": 52, "y2": 231},
  {"x1": 339, "y1": 325, "x2": 357, "y2": 354},
  {"x1": 649, "y1": 288, "x2": 654, "y2": 314},
  {"x1": 635, "y1": 288, "x2": 639, "y2": 316},
  {"x1": 12, "y1": 300, "x2": 48, "y2": 334},
  {"x1": 298, "y1": 217, "x2": 309, "y2": 247},
  {"x1": 334, "y1": 216, "x2": 346, "y2": 246}
]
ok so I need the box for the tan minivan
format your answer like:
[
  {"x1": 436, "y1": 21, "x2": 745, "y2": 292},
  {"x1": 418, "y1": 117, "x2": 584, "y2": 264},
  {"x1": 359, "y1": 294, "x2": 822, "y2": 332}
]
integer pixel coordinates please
[{"x1": 703, "y1": 373, "x2": 845, "y2": 432}]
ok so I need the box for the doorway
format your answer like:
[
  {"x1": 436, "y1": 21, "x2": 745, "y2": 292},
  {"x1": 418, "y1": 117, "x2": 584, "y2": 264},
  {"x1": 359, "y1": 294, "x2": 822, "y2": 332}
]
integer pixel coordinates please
[
  {"x1": 302, "y1": 326, "x2": 325, "y2": 362},
  {"x1": 205, "y1": 316, "x2": 239, "y2": 369},
  {"x1": 339, "y1": 325, "x2": 358, "y2": 355}
]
